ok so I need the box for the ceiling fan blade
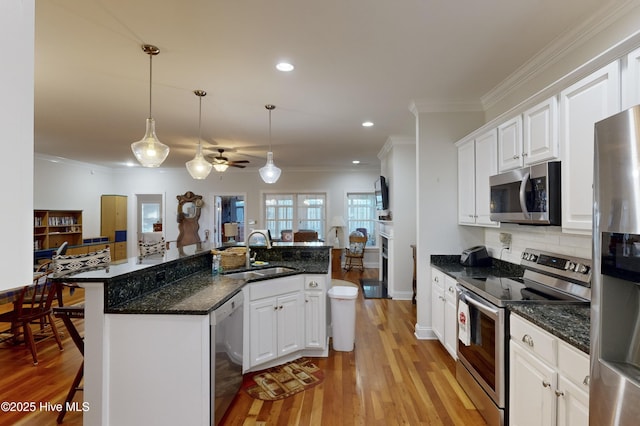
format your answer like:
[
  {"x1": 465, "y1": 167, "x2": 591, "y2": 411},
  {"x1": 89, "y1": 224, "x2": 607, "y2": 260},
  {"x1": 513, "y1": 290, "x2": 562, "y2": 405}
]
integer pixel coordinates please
[
  {"x1": 229, "y1": 164, "x2": 246, "y2": 168},
  {"x1": 228, "y1": 160, "x2": 250, "y2": 164}
]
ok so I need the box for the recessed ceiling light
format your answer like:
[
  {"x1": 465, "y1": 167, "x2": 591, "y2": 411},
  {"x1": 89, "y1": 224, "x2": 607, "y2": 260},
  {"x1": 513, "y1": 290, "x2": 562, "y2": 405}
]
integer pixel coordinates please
[
  {"x1": 276, "y1": 62, "x2": 294, "y2": 72},
  {"x1": 362, "y1": 121, "x2": 374, "y2": 127},
  {"x1": 352, "y1": 160, "x2": 361, "y2": 164}
]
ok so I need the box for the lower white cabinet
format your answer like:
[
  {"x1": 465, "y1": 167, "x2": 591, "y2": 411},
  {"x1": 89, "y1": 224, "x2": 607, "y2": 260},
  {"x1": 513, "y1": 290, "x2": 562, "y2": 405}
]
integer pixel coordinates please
[
  {"x1": 509, "y1": 314, "x2": 589, "y2": 426},
  {"x1": 245, "y1": 273, "x2": 329, "y2": 372},
  {"x1": 431, "y1": 267, "x2": 457, "y2": 359},
  {"x1": 304, "y1": 274, "x2": 327, "y2": 349},
  {"x1": 247, "y1": 275, "x2": 304, "y2": 368}
]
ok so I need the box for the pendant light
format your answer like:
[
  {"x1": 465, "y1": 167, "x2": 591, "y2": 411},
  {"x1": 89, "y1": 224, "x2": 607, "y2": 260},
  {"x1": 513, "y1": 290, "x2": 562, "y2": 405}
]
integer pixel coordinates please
[
  {"x1": 259, "y1": 104, "x2": 282, "y2": 184},
  {"x1": 185, "y1": 90, "x2": 213, "y2": 179},
  {"x1": 131, "y1": 44, "x2": 170, "y2": 167}
]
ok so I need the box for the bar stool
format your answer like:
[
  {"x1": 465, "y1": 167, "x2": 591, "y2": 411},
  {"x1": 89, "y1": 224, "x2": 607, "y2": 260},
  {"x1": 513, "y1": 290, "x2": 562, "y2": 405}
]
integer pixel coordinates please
[{"x1": 52, "y1": 305, "x2": 84, "y2": 424}]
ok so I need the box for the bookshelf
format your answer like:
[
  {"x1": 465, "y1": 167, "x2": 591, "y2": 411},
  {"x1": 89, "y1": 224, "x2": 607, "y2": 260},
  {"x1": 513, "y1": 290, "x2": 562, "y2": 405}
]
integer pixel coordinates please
[{"x1": 34, "y1": 210, "x2": 83, "y2": 250}]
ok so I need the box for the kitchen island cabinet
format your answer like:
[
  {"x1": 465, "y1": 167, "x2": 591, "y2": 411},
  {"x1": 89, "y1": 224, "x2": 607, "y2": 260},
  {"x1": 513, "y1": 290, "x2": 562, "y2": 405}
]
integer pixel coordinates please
[{"x1": 50, "y1": 242, "x2": 331, "y2": 426}]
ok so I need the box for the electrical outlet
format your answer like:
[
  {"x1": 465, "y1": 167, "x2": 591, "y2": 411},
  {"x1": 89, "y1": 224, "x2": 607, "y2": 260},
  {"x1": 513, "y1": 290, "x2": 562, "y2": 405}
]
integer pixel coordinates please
[{"x1": 499, "y1": 232, "x2": 512, "y2": 252}]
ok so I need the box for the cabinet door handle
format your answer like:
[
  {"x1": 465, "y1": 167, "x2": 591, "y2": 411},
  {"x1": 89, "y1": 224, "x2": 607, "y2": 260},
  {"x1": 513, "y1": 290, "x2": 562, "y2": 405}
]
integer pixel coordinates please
[
  {"x1": 522, "y1": 152, "x2": 528, "y2": 157},
  {"x1": 583, "y1": 375, "x2": 590, "y2": 386},
  {"x1": 274, "y1": 306, "x2": 278, "y2": 311},
  {"x1": 542, "y1": 380, "x2": 551, "y2": 388},
  {"x1": 434, "y1": 277, "x2": 439, "y2": 283},
  {"x1": 448, "y1": 286, "x2": 454, "y2": 293},
  {"x1": 522, "y1": 334, "x2": 534, "y2": 347},
  {"x1": 555, "y1": 389, "x2": 564, "y2": 397},
  {"x1": 513, "y1": 155, "x2": 518, "y2": 159}
]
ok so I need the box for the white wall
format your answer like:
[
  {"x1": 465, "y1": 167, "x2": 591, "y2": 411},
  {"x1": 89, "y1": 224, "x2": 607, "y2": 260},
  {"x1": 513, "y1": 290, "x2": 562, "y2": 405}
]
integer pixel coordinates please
[
  {"x1": 414, "y1": 110, "x2": 485, "y2": 338},
  {"x1": 1, "y1": 1, "x2": 35, "y2": 292},
  {"x1": 35, "y1": 161, "x2": 380, "y2": 262}
]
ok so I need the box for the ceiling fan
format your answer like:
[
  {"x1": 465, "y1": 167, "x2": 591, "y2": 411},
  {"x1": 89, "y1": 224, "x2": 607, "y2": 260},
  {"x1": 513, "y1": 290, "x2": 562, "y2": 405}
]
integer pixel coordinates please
[{"x1": 206, "y1": 149, "x2": 250, "y2": 171}]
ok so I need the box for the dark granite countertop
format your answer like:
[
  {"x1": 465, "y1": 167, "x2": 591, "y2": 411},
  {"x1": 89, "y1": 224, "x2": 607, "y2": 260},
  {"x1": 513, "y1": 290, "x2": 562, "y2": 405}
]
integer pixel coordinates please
[
  {"x1": 430, "y1": 254, "x2": 524, "y2": 279},
  {"x1": 508, "y1": 303, "x2": 590, "y2": 354},
  {"x1": 107, "y1": 270, "x2": 247, "y2": 315}
]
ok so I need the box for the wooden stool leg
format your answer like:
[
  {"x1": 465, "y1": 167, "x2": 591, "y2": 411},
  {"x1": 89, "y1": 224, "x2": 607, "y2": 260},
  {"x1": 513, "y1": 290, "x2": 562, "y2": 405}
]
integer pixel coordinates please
[{"x1": 56, "y1": 361, "x2": 83, "y2": 424}]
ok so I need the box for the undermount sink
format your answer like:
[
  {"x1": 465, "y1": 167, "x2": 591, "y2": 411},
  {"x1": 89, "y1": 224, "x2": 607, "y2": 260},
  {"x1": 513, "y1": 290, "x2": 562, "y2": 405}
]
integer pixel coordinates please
[{"x1": 222, "y1": 266, "x2": 297, "y2": 281}]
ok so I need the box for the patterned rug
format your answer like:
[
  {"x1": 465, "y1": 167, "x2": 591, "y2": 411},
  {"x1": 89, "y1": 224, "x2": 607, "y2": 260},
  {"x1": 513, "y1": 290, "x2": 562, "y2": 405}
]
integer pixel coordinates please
[{"x1": 241, "y1": 357, "x2": 323, "y2": 400}]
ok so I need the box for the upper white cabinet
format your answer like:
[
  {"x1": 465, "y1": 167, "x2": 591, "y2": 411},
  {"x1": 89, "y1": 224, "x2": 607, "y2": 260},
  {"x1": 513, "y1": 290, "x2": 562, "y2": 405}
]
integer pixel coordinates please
[
  {"x1": 622, "y1": 47, "x2": 640, "y2": 110},
  {"x1": 559, "y1": 61, "x2": 620, "y2": 234},
  {"x1": 498, "y1": 97, "x2": 559, "y2": 173},
  {"x1": 457, "y1": 129, "x2": 499, "y2": 227},
  {"x1": 497, "y1": 115, "x2": 523, "y2": 171},
  {"x1": 523, "y1": 97, "x2": 559, "y2": 165}
]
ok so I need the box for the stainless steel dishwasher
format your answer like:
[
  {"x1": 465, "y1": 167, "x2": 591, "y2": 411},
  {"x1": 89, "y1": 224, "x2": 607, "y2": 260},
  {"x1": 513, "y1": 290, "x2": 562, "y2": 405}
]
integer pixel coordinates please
[{"x1": 210, "y1": 290, "x2": 244, "y2": 425}]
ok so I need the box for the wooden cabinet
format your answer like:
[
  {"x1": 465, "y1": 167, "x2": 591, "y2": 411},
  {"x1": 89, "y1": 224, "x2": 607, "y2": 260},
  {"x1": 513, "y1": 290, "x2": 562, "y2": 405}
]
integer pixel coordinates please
[
  {"x1": 559, "y1": 61, "x2": 620, "y2": 234},
  {"x1": 431, "y1": 268, "x2": 457, "y2": 359},
  {"x1": 246, "y1": 275, "x2": 305, "y2": 370},
  {"x1": 101, "y1": 195, "x2": 127, "y2": 261},
  {"x1": 33, "y1": 209, "x2": 83, "y2": 250},
  {"x1": 304, "y1": 275, "x2": 327, "y2": 350},
  {"x1": 509, "y1": 314, "x2": 589, "y2": 426},
  {"x1": 457, "y1": 130, "x2": 499, "y2": 227}
]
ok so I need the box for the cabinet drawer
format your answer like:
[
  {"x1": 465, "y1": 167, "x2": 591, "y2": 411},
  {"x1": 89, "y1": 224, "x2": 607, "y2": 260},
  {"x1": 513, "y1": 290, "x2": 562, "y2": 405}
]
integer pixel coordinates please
[
  {"x1": 558, "y1": 340, "x2": 590, "y2": 392},
  {"x1": 444, "y1": 276, "x2": 457, "y2": 303},
  {"x1": 432, "y1": 268, "x2": 444, "y2": 291},
  {"x1": 510, "y1": 314, "x2": 557, "y2": 365},
  {"x1": 305, "y1": 276, "x2": 326, "y2": 290},
  {"x1": 249, "y1": 275, "x2": 303, "y2": 301}
]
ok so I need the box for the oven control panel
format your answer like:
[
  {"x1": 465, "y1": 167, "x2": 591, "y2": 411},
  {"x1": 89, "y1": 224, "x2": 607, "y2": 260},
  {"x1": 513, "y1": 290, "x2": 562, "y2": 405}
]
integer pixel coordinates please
[{"x1": 521, "y1": 248, "x2": 592, "y2": 282}]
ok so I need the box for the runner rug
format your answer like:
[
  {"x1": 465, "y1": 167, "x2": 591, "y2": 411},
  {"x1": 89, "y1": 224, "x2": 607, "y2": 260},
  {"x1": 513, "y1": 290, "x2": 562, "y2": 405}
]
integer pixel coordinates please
[{"x1": 241, "y1": 357, "x2": 323, "y2": 400}]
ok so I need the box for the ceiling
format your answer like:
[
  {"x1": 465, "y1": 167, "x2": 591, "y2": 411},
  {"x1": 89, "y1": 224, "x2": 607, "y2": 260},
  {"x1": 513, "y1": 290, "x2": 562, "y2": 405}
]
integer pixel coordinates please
[{"x1": 34, "y1": 0, "x2": 613, "y2": 172}]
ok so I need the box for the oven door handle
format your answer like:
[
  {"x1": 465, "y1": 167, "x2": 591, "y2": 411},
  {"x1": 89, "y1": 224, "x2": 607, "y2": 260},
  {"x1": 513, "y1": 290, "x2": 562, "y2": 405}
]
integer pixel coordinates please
[{"x1": 459, "y1": 290, "x2": 499, "y2": 319}]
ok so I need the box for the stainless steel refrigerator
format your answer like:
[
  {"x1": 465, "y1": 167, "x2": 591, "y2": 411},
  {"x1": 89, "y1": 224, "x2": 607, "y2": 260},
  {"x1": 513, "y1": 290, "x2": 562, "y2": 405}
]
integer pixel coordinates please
[{"x1": 592, "y1": 105, "x2": 640, "y2": 424}]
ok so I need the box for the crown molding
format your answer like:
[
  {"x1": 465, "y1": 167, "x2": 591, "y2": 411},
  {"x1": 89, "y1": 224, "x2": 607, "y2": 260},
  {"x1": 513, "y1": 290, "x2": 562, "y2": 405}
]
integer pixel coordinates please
[
  {"x1": 481, "y1": 0, "x2": 639, "y2": 110},
  {"x1": 409, "y1": 99, "x2": 483, "y2": 115},
  {"x1": 378, "y1": 135, "x2": 415, "y2": 160}
]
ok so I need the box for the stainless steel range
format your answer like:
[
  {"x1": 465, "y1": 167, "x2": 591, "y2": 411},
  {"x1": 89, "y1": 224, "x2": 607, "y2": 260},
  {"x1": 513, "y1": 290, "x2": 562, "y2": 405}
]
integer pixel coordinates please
[{"x1": 455, "y1": 248, "x2": 591, "y2": 426}]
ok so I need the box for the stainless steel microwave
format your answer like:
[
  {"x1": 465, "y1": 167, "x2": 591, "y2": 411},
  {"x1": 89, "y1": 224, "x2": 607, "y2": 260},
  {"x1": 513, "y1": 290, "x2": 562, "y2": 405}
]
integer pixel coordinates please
[{"x1": 489, "y1": 161, "x2": 561, "y2": 225}]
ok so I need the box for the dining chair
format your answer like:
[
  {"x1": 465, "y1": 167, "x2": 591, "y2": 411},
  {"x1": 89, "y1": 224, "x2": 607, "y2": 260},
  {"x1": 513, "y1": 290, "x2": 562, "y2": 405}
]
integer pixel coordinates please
[
  {"x1": 344, "y1": 232, "x2": 368, "y2": 271},
  {"x1": 138, "y1": 237, "x2": 166, "y2": 261},
  {"x1": 0, "y1": 276, "x2": 64, "y2": 365}
]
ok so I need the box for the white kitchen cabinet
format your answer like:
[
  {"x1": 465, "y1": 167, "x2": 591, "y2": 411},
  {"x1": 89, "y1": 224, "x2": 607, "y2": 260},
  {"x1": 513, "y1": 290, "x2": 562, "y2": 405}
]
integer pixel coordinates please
[
  {"x1": 523, "y1": 97, "x2": 559, "y2": 165},
  {"x1": 622, "y1": 46, "x2": 640, "y2": 110},
  {"x1": 498, "y1": 97, "x2": 560, "y2": 173},
  {"x1": 497, "y1": 115, "x2": 523, "y2": 172},
  {"x1": 431, "y1": 267, "x2": 457, "y2": 359},
  {"x1": 431, "y1": 268, "x2": 445, "y2": 342},
  {"x1": 509, "y1": 314, "x2": 590, "y2": 426},
  {"x1": 560, "y1": 61, "x2": 620, "y2": 234},
  {"x1": 457, "y1": 129, "x2": 499, "y2": 227},
  {"x1": 443, "y1": 275, "x2": 458, "y2": 359},
  {"x1": 246, "y1": 275, "x2": 304, "y2": 369},
  {"x1": 304, "y1": 274, "x2": 327, "y2": 350}
]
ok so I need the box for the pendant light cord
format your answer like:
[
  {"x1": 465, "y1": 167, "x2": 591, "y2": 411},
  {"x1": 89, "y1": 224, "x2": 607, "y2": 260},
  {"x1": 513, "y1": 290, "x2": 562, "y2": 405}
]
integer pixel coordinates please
[
  {"x1": 198, "y1": 94, "x2": 202, "y2": 148},
  {"x1": 148, "y1": 53, "x2": 153, "y2": 119}
]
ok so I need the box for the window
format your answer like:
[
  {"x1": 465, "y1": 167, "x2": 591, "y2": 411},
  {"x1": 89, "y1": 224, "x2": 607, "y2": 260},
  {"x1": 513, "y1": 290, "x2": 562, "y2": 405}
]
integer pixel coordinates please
[
  {"x1": 264, "y1": 193, "x2": 326, "y2": 240},
  {"x1": 347, "y1": 192, "x2": 377, "y2": 246},
  {"x1": 141, "y1": 203, "x2": 161, "y2": 233}
]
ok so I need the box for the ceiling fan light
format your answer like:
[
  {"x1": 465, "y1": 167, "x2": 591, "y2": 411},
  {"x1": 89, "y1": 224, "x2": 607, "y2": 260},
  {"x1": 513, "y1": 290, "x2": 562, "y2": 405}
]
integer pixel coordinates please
[
  {"x1": 259, "y1": 151, "x2": 281, "y2": 184},
  {"x1": 131, "y1": 118, "x2": 170, "y2": 167},
  {"x1": 186, "y1": 145, "x2": 212, "y2": 179},
  {"x1": 213, "y1": 162, "x2": 229, "y2": 172}
]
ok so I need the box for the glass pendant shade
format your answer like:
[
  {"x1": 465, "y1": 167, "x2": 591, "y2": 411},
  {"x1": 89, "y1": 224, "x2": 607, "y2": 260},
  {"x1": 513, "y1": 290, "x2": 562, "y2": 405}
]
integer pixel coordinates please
[
  {"x1": 186, "y1": 144, "x2": 212, "y2": 179},
  {"x1": 259, "y1": 151, "x2": 281, "y2": 183},
  {"x1": 213, "y1": 163, "x2": 229, "y2": 172},
  {"x1": 131, "y1": 118, "x2": 170, "y2": 167}
]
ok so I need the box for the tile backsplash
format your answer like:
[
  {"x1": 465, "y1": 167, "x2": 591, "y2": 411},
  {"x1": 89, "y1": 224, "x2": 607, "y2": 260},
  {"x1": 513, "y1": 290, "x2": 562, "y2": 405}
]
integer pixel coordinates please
[{"x1": 484, "y1": 224, "x2": 591, "y2": 264}]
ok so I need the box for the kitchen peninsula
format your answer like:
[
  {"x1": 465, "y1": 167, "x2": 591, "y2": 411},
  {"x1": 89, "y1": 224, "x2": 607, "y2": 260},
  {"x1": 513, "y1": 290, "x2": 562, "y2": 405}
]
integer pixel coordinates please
[{"x1": 51, "y1": 242, "x2": 331, "y2": 426}]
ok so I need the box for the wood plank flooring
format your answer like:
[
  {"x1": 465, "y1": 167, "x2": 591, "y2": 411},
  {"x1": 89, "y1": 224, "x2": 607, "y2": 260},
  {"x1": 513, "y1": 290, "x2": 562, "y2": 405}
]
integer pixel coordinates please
[{"x1": 0, "y1": 269, "x2": 486, "y2": 425}]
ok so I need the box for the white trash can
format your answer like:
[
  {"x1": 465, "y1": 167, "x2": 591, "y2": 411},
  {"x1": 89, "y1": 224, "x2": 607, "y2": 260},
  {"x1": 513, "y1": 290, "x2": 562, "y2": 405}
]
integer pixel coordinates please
[{"x1": 328, "y1": 286, "x2": 358, "y2": 351}]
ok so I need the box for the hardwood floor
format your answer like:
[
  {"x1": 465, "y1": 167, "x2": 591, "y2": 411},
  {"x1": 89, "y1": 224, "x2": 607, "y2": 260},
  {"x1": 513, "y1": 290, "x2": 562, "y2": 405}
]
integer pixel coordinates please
[{"x1": 0, "y1": 270, "x2": 486, "y2": 425}]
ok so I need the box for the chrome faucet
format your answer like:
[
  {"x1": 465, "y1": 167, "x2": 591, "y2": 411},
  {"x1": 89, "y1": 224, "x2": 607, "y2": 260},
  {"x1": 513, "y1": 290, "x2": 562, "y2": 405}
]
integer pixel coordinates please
[{"x1": 246, "y1": 229, "x2": 272, "y2": 268}]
